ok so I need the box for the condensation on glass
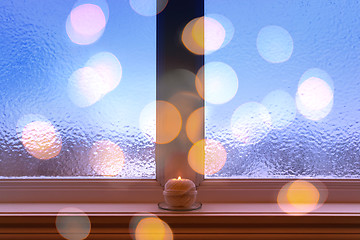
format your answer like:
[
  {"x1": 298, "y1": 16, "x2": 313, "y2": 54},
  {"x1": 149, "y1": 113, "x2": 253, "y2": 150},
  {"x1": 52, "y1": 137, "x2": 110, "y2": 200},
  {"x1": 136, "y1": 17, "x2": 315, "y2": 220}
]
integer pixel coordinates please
[
  {"x1": 0, "y1": 0, "x2": 156, "y2": 178},
  {"x1": 204, "y1": 0, "x2": 360, "y2": 178}
]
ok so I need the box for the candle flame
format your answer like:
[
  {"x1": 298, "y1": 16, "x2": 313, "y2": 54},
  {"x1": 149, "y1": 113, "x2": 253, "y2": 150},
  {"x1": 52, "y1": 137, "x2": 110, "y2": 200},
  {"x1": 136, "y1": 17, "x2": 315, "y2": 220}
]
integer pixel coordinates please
[{"x1": 178, "y1": 176, "x2": 181, "y2": 180}]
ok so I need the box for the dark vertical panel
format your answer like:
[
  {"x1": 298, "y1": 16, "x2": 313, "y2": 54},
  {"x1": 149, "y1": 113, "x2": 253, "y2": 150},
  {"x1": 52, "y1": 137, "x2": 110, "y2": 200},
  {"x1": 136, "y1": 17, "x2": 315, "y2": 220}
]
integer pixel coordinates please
[{"x1": 157, "y1": 0, "x2": 204, "y2": 185}]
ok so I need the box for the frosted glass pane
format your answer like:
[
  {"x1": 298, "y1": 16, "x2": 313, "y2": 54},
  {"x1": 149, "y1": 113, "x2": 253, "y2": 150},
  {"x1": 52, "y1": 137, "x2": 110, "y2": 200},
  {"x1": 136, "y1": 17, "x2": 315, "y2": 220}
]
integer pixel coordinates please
[
  {"x1": 0, "y1": 0, "x2": 155, "y2": 178},
  {"x1": 205, "y1": 0, "x2": 360, "y2": 179}
]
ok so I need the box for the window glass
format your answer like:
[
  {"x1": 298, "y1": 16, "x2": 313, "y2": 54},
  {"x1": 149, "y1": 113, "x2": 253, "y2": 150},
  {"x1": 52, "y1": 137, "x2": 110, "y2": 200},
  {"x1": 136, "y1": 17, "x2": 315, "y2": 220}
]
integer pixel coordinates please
[
  {"x1": 204, "y1": 0, "x2": 360, "y2": 178},
  {"x1": 0, "y1": 0, "x2": 156, "y2": 178}
]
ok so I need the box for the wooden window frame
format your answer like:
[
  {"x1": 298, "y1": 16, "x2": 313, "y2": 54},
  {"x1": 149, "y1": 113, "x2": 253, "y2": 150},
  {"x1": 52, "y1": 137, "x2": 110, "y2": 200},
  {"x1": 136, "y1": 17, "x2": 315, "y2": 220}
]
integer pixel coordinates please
[{"x1": 0, "y1": 0, "x2": 359, "y2": 208}]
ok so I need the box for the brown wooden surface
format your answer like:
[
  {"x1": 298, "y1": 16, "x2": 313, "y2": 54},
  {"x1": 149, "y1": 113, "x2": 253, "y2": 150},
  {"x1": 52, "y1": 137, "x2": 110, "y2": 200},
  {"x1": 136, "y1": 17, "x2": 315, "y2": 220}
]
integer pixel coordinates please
[{"x1": 0, "y1": 215, "x2": 359, "y2": 239}]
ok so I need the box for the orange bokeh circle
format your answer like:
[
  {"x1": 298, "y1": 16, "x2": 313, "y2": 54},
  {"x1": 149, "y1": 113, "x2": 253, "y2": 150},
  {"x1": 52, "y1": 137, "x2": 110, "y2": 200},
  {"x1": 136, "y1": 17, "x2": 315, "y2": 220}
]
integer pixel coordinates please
[
  {"x1": 156, "y1": 101, "x2": 182, "y2": 144},
  {"x1": 186, "y1": 107, "x2": 204, "y2": 144},
  {"x1": 188, "y1": 139, "x2": 227, "y2": 175}
]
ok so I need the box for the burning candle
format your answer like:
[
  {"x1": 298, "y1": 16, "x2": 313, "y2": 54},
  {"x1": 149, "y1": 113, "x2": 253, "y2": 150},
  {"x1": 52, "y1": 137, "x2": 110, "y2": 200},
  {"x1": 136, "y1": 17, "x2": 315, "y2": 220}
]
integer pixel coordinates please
[{"x1": 163, "y1": 176, "x2": 197, "y2": 208}]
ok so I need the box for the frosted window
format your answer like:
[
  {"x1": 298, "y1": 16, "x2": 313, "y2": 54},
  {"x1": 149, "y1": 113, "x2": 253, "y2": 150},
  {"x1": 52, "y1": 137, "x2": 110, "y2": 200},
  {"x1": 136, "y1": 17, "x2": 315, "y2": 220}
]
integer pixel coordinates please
[
  {"x1": 204, "y1": 0, "x2": 360, "y2": 178},
  {"x1": 0, "y1": 0, "x2": 156, "y2": 178}
]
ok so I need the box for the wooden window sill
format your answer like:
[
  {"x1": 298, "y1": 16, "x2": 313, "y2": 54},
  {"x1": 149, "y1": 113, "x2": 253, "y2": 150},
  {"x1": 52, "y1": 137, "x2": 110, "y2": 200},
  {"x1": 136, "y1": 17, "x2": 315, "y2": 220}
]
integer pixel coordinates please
[
  {"x1": 0, "y1": 203, "x2": 359, "y2": 239},
  {"x1": 0, "y1": 202, "x2": 359, "y2": 216}
]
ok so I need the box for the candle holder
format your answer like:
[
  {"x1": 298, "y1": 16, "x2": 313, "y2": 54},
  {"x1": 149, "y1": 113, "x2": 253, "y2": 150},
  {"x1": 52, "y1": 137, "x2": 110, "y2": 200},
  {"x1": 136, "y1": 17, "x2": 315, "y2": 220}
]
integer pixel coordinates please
[{"x1": 158, "y1": 177, "x2": 202, "y2": 211}]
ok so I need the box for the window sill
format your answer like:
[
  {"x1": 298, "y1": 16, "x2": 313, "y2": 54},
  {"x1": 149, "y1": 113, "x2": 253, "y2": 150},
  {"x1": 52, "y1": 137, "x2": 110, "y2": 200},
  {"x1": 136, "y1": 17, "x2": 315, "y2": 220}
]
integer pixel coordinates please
[
  {"x1": 1, "y1": 203, "x2": 360, "y2": 239},
  {"x1": 0, "y1": 202, "x2": 360, "y2": 216}
]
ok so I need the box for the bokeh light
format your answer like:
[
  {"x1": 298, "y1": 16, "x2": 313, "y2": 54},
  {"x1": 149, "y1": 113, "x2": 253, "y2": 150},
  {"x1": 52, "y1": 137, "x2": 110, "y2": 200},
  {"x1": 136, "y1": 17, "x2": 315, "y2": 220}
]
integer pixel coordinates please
[
  {"x1": 85, "y1": 52, "x2": 122, "y2": 94},
  {"x1": 168, "y1": 91, "x2": 202, "y2": 144},
  {"x1": 158, "y1": 69, "x2": 198, "y2": 102},
  {"x1": 135, "y1": 217, "x2": 173, "y2": 240},
  {"x1": 68, "y1": 52, "x2": 122, "y2": 108},
  {"x1": 207, "y1": 14, "x2": 235, "y2": 49},
  {"x1": 298, "y1": 77, "x2": 333, "y2": 110},
  {"x1": 298, "y1": 68, "x2": 334, "y2": 90},
  {"x1": 262, "y1": 90, "x2": 296, "y2": 130},
  {"x1": 129, "y1": 0, "x2": 168, "y2": 17},
  {"x1": 256, "y1": 25, "x2": 293, "y2": 63},
  {"x1": 130, "y1": 214, "x2": 173, "y2": 240},
  {"x1": 73, "y1": 0, "x2": 110, "y2": 21},
  {"x1": 139, "y1": 101, "x2": 156, "y2": 142},
  {"x1": 195, "y1": 16, "x2": 225, "y2": 54},
  {"x1": 168, "y1": 91, "x2": 202, "y2": 118},
  {"x1": 182, "y1": 17, "x2": 203, "y2": 55},
  {"x1": 196, "y1": 62, "x2": 238, "y2": 104},
  {"x1": 186, "y1": 107, "x2": 204, "y2": 144},
  {"x1": 139, "y1": 101, "x2": 182, "y2": 144},
  {"x1": 56, "y1": 207, "x2": 91, "y2": 240},
  {"x1": 66, "y1": 3, "x2": 107, "y2": 45},
  {"x1": 17, "y1": 114, "x2": 49, "y2": 139},
  {"x1": 188, "y1": 139, "x2": 227, "y2": 175},
  {"x1": 231, "y1": 102, "x2": 272, "y2": 145},
  {"x1": 67, "y1": 67, "x2": 105, "y2": 107},
  {"x1": 89, "y1": 140, "x2": 125, "y2": 177},
  {"x1": 182, "y1": 17, "x2": 226, "y2": 55},
  {"x1": 71, "y1": 4, "x2": 105, "y2": 36},
  {"x1": 129, "y1": 213, "x2": 157, "y2": 236},
  {"x1": 157, "y1": 101, "x2": 182, "y2": 144},
  {"x1": 20, "y1": 120, "x2": 62, "y2": 160},
  {"x1": 277, "y1": 180, "x2": 328, "y2": 215},
  {"x1": 296, "y1": 69, "x2": 334, "y2": 121}
]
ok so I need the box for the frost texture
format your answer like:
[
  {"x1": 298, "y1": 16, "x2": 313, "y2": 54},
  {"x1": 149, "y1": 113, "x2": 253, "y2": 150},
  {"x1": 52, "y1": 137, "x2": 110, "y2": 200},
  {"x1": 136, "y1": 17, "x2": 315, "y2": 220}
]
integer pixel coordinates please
[
  {"x1": 206, "y1": 118, "x2": 360, "y2": 179},
  {"x1": 0, "y1": 1, "x2": 155, "y2": 178},
  {"x1": 205, "y1": 0, "x2": 360, "y2": 179}
]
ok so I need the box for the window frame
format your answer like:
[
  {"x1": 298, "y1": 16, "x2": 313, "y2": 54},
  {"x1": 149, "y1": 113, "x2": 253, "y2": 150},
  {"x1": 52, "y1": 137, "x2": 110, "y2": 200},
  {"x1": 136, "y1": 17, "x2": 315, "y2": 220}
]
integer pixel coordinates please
[{"x1": 0, "y1": 0, "x2": 359, "y2": 206}]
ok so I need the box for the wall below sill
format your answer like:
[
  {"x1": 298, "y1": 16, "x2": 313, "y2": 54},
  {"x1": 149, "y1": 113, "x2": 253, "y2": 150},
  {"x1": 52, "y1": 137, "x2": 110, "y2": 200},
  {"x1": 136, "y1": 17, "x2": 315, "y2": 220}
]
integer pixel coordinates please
[{"x1": 0, "y1": 203, "x2": 359, "y2": 239}]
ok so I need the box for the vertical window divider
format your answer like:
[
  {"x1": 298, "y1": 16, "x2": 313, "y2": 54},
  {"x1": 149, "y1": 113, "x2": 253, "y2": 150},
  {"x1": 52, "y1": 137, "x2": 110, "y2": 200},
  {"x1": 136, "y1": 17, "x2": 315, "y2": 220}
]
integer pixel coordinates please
[{"x1": 156, "y1": 0, "x2": 204, "y2": 186}]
